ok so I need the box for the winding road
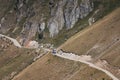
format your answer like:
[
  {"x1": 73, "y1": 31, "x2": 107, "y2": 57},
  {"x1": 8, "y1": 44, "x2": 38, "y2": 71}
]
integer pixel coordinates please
[{"x1": 0, "y1": 34, "x2": 119, "y2": 80}]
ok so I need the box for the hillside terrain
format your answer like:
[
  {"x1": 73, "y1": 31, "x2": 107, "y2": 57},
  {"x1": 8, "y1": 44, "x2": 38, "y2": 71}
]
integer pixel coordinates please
[
  {"x1": 0, "y1": 0, "x2": 120, "y2": 80},
  {"x1": 0, "y1": 0, "x2": 120, "y2": 46},
  {"x1": 13, "y1": 7, "x2": 120, "y2": 80},
  {"x1": 60, "y1": 7, "x2": 120, "y2": 67}
]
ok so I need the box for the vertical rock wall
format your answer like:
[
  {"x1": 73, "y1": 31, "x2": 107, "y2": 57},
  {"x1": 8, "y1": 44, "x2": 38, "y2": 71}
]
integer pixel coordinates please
[{"x1": 48, "y1": 0, "x2": 94, "y2": 37}]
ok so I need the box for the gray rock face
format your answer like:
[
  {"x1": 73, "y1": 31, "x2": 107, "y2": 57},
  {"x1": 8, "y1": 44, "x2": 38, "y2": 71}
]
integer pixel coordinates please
[
  {"x1": 28, "y1": 22, "x2": 38, "y2": 39},
  {"x1": 48, "y1": 0, "x2": 66, "y2": 37},
  {"x1": 48, "y1": 0, "x2": 94, "y2": 37},
  {"x1": 0, "y1": 0, "x2": 94, "y2": 38},
  {"x1": 20, "y1": 21, "x2": 39, "y2": 46},
  {"x1": 40, "y1": 22, "x2": 45, "y2": 32},
  {"x1": 48, "y1": 19, "x2": 59, "y2": 37},
  {"x1": 15, "y1": 0, "x2": 35, "y2": 23},
  {"x1": 64, "y1": 0, "x2": 79, "y2": 29}
]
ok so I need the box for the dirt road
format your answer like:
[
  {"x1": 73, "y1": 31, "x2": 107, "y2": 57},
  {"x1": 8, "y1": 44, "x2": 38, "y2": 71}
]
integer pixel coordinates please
[
  {"x1": 0, "y1": 34, "x2": 22, "y2": 48},
  {"x1": 55, "y1": 51, "x2": 119, "y2": 80}
]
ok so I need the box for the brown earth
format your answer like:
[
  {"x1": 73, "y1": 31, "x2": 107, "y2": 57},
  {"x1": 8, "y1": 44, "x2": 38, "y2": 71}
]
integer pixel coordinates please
[
  {"x1": 13, "y1": 54, "x2": 111, "y2": 80},
  {"x1": 0, "y1": 38, "x2": 36, "y2": 80},
  {"x1": 12, "y1": 7, "x2": 120, "y2": 80},
  {"x1": 59, "y1": 7, "x2": 120, "y2": 68}
]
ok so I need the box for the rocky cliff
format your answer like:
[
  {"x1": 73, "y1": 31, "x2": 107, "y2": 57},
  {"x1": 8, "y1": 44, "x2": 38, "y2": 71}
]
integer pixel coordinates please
[
  {"x1": 0, "y1": 0, "x2": 120, "y2": 46},
  {"x1": 48, "y1": 0, "x2": 93, "y2": 37}
]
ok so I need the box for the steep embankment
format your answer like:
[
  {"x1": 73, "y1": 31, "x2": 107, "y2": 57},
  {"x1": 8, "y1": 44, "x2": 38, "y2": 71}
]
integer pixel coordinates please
[
  {"x1": 13, "y1": 53, "x2": 111, "y2": 80},
  {"x1": 54, "y1": 51, "x2": 119, "y2": 80},
  {"x1": 59, "y1": 7, "x2": 120, "y2": 79},
  {"x1": 0, "y1": 33, "x2": 117, "y2": 80},
  {"x1": 59, "y1": 7, "x2": 120, "y2": 58},
  {"x1": 13, "y1": 7, "x2": 120, "y2": 80}
]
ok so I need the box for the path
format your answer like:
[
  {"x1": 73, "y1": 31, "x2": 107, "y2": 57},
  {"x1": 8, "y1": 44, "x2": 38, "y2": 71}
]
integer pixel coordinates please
[
  {"x1": 0, "y1": 34, "x2": 22, "y2": 48},
  {"x1": 54, "y1": 50, "x2": 119, "y2": 80},
  {"x1": 0, "y1": 34, "x2": 119, "y2": 80}
]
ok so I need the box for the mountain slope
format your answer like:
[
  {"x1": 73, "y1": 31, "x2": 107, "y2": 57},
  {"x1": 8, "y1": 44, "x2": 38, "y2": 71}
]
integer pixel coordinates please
[
  {"x1": 60, "y1": 7, "x2": 120, "y2": 58},
  {"x1": 13, "y1": 7, "x2": 120, "y2": 80},
  {"x1": 60, "y1": 7, "x2": 120, "y2": 78},
  {"x1": 13, "y1": 54, "x2": 111, "y2": 80}
]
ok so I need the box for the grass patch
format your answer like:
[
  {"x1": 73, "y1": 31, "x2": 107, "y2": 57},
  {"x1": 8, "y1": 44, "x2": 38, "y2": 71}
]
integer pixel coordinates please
[{"x1": 0, "y1": 48, "x2": 34, "y2": 80}]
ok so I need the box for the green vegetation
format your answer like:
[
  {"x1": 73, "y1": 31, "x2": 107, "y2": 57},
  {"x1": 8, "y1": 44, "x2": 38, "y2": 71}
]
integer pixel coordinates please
[
  {"x1": 37, "y1": 0, "x2": 120, "y2": 47},
  {"x1": 19, "y1": 17, "x2": 27, "y2": 27},
  {"x1": 27, "y1": 0, "x2": 36, "y2": 7},
  {"x1": 94, "y1": 0, "x2": 120, "y2": 16},
  {"x1": 102, "y1": 78, "x2": 105, "y2": 80},
  {"x1": 2, "y1": 0, "x2": 16, "y2": 18},
  {"x1": 1, "y1": 0, "x2": 119, "y2": 80},
  {"x1": 38, "y1": 11, "x2": 93, "y2": 47}
]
